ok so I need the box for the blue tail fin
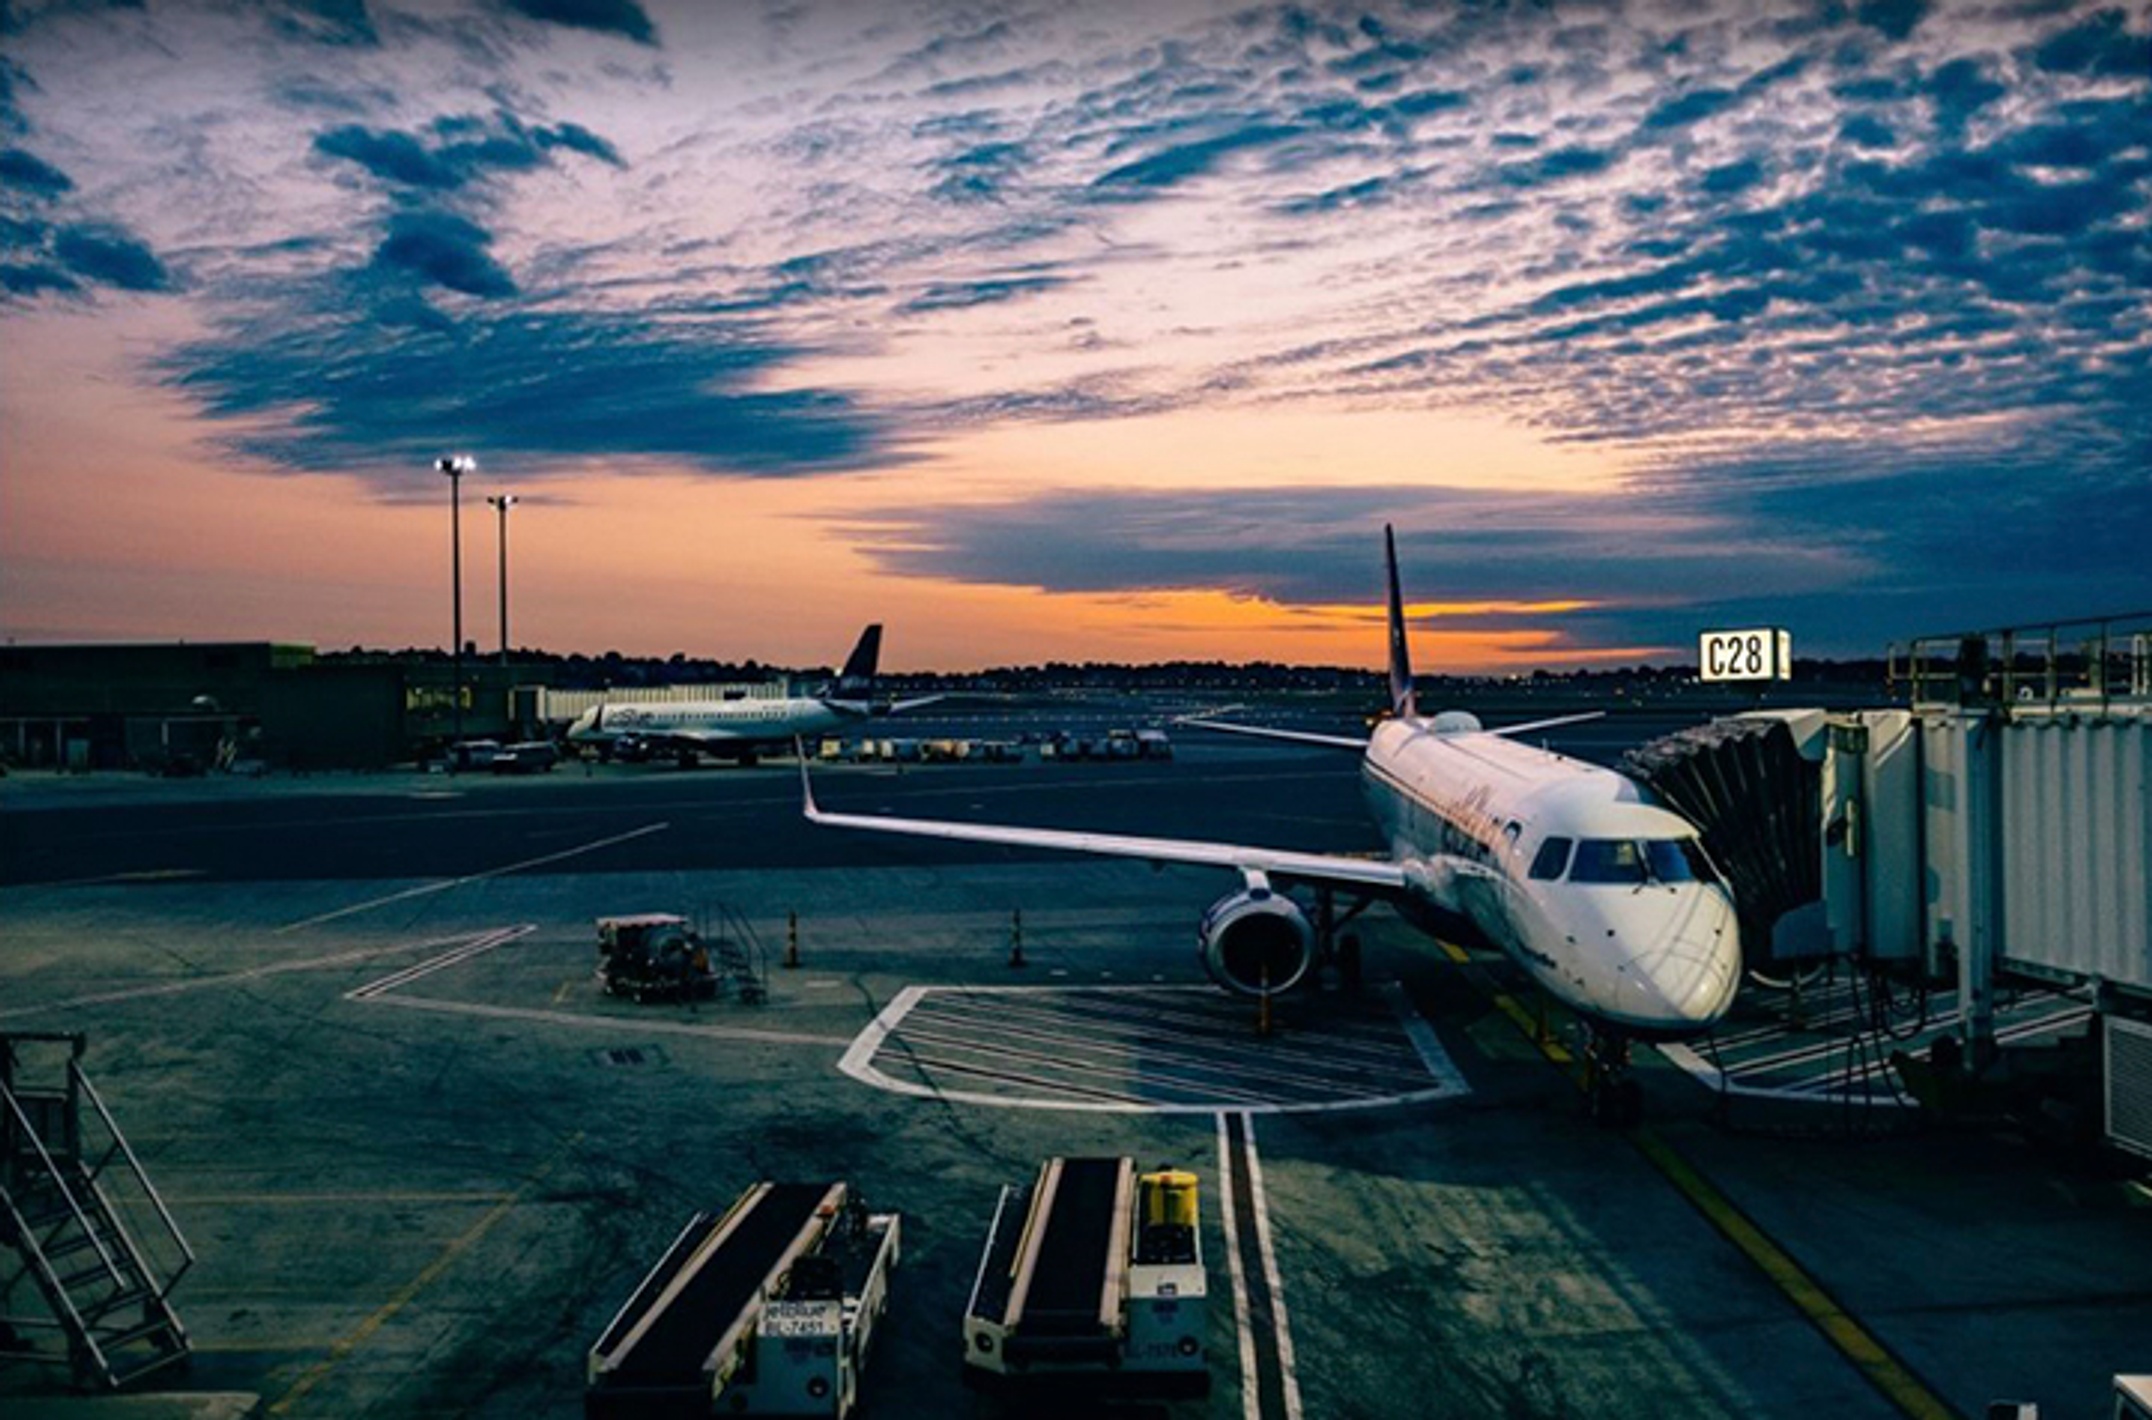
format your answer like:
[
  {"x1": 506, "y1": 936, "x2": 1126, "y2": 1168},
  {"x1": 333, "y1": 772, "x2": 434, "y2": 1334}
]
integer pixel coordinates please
[
  {"x1": 1385, "y1": 526, "x2": 1417, "y2": 720},
  {"x1": 835, "y1": 624, "x2": 882, "y2": 697}
]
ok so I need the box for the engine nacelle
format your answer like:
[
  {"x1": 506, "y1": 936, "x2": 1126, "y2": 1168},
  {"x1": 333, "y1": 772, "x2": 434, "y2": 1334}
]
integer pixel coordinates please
[{"x1": 1198, "y1": 888, "x2": 1314, "y2": 996}]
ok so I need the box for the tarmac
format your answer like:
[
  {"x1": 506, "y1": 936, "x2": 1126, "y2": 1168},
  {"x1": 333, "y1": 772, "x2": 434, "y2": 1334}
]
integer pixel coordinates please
[{"x1": 1, "y1": 719, "x2": 2147, "y2": 1418}]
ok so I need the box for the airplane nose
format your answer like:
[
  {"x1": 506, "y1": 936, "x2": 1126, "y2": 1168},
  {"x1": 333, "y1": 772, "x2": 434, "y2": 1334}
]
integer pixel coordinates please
[{"x1": 1614, "y1": 891, "x2": 1741, "y2": 1032}]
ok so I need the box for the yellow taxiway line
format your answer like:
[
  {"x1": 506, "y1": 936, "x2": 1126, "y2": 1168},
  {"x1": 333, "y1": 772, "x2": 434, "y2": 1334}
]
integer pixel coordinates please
[
  {"x1": 1435, "y1": 938, "x2": 1957, "y2": 1420},
  {"x1": 266, "y1": 1132, "x2": 582, "y2": 1416}
]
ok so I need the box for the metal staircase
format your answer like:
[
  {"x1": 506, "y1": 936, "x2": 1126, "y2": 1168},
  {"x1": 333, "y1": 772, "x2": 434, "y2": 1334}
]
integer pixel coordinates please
[
  {"x1": 703, "y1": 904, "x2": 769, "y2": 1004},
  {"x1": 1, "y1": 1033, "x2": 193, "y2": 1389}
]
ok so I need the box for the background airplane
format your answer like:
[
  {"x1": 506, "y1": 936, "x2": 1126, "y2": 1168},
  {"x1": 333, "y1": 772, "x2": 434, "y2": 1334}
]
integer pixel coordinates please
[
  {"x1": 569, "y1": 625, "x2": 939, "y2": 766},
  {"x1": 803, "y1": 530, "x2": 1742, "y2": 1122}
]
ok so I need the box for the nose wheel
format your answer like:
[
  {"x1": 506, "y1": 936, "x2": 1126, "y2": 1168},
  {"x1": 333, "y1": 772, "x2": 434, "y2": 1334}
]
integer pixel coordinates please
[{"x1": 1583, "y1": 1026, "x2": 1644, "y2": 1126}]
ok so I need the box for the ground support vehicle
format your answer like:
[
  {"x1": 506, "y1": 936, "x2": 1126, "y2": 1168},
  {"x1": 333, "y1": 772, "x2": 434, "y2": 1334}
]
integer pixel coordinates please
[
  {"x1": 586, "y1": 1181, "x2": 900, "y2": 1418},
  {"x1": 962, "y1": 1157, "x2": 1208, "y2": 1398},
  {"x1": 594, "y1": 914, "x2": 717, "y2": 1003}
]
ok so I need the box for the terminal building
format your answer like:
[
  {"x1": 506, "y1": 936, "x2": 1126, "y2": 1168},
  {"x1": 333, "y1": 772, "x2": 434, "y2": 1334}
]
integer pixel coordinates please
[
  {"x1": 0, "y1": 642, "x2": 535, "y2": 771},
  {"x1": 0, "y1": 643, "x2": 798, "y2": 772}
]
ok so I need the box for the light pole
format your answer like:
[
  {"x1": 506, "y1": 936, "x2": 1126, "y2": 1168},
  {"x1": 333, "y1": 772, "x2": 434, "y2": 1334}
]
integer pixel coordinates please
[
  {"x1": 486, "y1": 493, "x2": 518, "y2": 666},
  {"x1": 436, "y1": 455, "x2": 475, "y2": 748}
]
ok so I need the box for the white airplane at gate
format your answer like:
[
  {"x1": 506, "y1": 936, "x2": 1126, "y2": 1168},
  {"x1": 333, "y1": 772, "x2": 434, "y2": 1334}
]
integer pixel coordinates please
[
  {"x1": 802, "y1": 531, "x2": 1740, "y2": 1118},
  {"x1": 568, "y1": 624, "x2": 939, "y2": 765}
]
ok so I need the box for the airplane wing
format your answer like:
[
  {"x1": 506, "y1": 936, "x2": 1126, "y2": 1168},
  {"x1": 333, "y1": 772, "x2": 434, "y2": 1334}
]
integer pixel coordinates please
[
  {"x1": 1486, "y1": 710, "x2": 1605, "y2": 737},
  {"x1": 798, "y1": 758, "x2": 1405, "y2": 892},
  {"x1": 823, "y1": 694, "x2": 946, "y2": 717},
  {"x1": 1181, "y1": 710, "x2": 1603, "y2": 748},
  {"x1": 1176, "y1": 717, "x2": 1369, "y2": 751},
  {"x1": 618, "y1": 726, "x2": 738, "y2": 750}
]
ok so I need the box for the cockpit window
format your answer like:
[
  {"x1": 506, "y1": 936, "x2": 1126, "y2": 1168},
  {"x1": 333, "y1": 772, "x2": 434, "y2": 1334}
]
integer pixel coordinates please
[
  {"x1": 1570, "y1": 839, "x2": 1644, "y2": 882},
  {"x1": 1673, "y1": 838, "x2": 1723, "y2": 885},
  {"x1": 1528, "y1": 836, "x2": 1573, "y2": 881},
  {"x1": 1569, "y1": 838, "x2": 1715, "y2": 884}
]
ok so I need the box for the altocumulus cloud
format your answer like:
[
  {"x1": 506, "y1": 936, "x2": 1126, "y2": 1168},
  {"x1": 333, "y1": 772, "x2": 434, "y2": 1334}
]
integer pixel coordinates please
[
  {"x1": 164, "y1": 303, "x2": 903, "y2": 480},
  {"x1": 6, "y1": 0, "x2": 2146, "y2": 655},
  {"x1": 499, "y1": 0, "x2": 657, "y2": 46},
  {"x1": 314, "y1": 112, "x2": 624, "y2": 192},
  {"x1": 370, "y1": 211, "x2": 515, "y2": 299}
]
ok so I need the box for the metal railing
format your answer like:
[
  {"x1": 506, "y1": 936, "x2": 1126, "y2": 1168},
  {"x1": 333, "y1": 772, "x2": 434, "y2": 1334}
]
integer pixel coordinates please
[
  {"x1": 0, "y1": 1033, "x2": 192, "y2": 1386},
  {"x1": 70, "y1": 1061, "x2": 195, "y2": 1299},
  {"x1": 1888, "y1": 611, "x2": 2152, "y2": 716},
  {"x1": 702, "y1": 902, "x2": 770, "y2": 1004},
  {"x1": 0, "y1": 1082, "x2": 112, "y2": 1374}
]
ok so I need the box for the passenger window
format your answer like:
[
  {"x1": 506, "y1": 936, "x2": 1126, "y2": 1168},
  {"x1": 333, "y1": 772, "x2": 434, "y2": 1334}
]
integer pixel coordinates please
[{"x1": 1529, "y1": 836, "x2": 1573, "y2": 881}]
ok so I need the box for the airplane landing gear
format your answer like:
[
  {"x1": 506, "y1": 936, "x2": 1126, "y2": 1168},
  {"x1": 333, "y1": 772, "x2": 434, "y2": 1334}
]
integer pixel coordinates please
[
  {"x1": 1311, "y1": 888, "x2": 1372, "y2": 990},
  {"x1": 1583, "y1": 1026, "x2": 1643, "y2": 1127}
]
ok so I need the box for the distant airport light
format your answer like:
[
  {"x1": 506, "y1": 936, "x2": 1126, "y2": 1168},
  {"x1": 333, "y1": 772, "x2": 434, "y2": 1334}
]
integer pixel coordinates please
[
  {"x1": 486, "y1": 493, "x2": 519, "y2": 666},
  {"x1": 1699, "y1": 627, "x2": 1793, "y2": 682},
  {"x1": 437, "y1": 455, "x2": 473, "y2": 746}
]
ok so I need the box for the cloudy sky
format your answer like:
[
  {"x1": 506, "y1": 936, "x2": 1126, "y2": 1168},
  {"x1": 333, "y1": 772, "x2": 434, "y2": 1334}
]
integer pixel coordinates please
[{"x1": 2, "y1": 0, "x2": 2145, "y2": 669}]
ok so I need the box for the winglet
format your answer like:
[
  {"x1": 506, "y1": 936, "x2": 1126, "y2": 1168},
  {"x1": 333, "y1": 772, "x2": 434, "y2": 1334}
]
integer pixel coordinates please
[
  {"x1": 796, "y1": 737, "x2": 822, "y2": 821},
  {"x1": 1385, "y1": 524, "x2": 1417, "y2": 721}
]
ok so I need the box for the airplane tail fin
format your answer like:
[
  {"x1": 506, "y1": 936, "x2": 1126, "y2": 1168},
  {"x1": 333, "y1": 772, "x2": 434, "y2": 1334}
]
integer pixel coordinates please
[
  {"x1": 1384, "y1": 525, "x2": 1418, "y2": 721},
  {"x1": 835, "y1": 624, "x2": 882, "y2": 697}
]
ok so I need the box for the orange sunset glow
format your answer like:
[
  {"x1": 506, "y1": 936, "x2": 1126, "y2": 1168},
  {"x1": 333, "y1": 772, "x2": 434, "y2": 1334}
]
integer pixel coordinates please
[{"x1": 2, "y1": 1, "x2": 2143, "y2": 668}]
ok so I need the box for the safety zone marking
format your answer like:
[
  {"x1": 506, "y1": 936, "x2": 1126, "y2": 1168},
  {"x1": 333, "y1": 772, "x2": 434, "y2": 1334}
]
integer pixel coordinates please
[
  {"x1": 840, "y1": 982, "x2": 1469, "y2": 1114},
  {"x1": 1661, "y1": 980, "x2": 2094, "y2": 1105}
]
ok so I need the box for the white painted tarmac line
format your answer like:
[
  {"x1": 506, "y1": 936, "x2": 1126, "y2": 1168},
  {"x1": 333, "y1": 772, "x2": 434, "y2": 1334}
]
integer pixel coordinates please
[
  {"x1": 1664, "y1": 1002, "x2": 2097, "y2": 1104},
  {"x1": 344, "y1": 925, "x2": 533, "y2": 1001},
  {"x1": 840, "y1": 984, "x2": 1471, "y2": 1114},
  {"x1": 886, "y1": 1025, "x2": 1295, "y2": 1106},
  {"x1": 0, "y1": 932, "x2": 501, "y2": 1022},
  {"x1": 999, "y1": 985, "x2": 1410, "y2": 1044},
  {"x1": 916, "y1": 991, "x2": 1436, "y2": 1071},
  {"x1": 900, "y1": 1005, "x2": 1434, "y2": 1095},
  {"x1": 839, "y1": 985, "x2": 927, "y2": 1084},
  {"x1": 1382, "y1": 982, "x2": 1472, "y2": 1098},
  {"x1": 1216, "y1": 1112, "x2": 1262, "y2": 1420},
  {"x1": 880, "y1": 1052, "x2": 1167, "y2": 1107},
  {"x1": 271, "y1": 820, "x2": 670, "y2": 933},
  {"x1": 358, "y1": 994, "x2": 851, "y2": 1048},
  {"x1": 1241, "y1": 1113, "x2": 1305, "y2": 1420}
]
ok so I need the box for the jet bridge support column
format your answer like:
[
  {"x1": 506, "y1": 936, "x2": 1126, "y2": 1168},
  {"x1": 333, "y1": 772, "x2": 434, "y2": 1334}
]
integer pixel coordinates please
[{"x1": 1958, "y1": 709, "x2": 2005, "y2": 1071}]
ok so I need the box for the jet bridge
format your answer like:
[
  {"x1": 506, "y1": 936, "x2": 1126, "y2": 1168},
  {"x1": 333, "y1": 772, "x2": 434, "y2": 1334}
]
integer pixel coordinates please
[
  {"x1": 1636, "y1": 613, "x2": 2152, "y2": 1152},
  {"x1": 1622, "y1": 714, "x2": 1824, "y2": 972}
]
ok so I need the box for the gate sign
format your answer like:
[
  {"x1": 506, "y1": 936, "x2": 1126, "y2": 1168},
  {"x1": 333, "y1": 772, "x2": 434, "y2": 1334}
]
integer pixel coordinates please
[{"x1": 1699, "y1": 627, "x2": 1792, "y2": 682}]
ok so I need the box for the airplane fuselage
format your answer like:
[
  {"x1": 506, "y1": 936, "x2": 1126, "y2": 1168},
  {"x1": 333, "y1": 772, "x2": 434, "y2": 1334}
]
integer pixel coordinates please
[
  {"x1": 1363, "y1": 717, "x2": 1740, "y2": 1039},
  {"x1": 568, "y1": 697, "x2": 856, "y2": 751}
]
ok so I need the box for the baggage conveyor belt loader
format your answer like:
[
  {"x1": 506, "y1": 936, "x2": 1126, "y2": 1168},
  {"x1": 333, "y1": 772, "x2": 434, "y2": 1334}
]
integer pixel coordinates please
[
  {"x1": 962, "y1": 1157, "x2": 1208, "y2": 1398},
  {"x1": 585, "y1": 1181, "x2": 899, "y2": 1419}
]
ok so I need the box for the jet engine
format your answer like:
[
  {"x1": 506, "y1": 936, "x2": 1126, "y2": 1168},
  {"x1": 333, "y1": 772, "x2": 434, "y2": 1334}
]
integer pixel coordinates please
[{"x1": 1198, "y1": 888, "x2": 1314, "y2": 995}]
